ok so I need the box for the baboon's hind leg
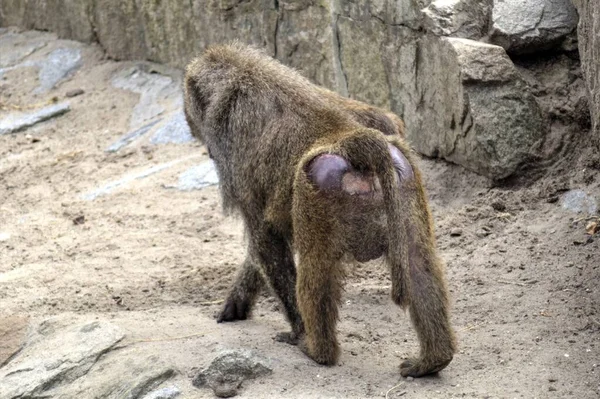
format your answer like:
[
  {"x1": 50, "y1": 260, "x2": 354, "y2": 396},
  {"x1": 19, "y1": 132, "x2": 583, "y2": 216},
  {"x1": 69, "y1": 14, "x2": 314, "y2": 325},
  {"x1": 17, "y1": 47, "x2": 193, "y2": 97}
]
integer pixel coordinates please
[
  {"x1": 217, "y1": 257, "x2": 265, "y2": 322},
  {"x1": 391, "y1": 192, "x2": 456, "y2": 377}
]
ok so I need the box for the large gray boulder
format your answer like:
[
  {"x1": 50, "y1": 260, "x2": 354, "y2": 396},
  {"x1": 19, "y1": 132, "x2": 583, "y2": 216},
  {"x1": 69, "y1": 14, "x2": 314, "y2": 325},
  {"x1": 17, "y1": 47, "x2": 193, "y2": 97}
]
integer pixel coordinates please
[
  {"x1": 405, "y1": 37, "x2": 545, "y2": 179},
  {"x1": 490, "y1": 0, "x2": 579, "y2": 54},
  {"x1": 572, "y1": 0, "x2": 600, "y2": 150}
]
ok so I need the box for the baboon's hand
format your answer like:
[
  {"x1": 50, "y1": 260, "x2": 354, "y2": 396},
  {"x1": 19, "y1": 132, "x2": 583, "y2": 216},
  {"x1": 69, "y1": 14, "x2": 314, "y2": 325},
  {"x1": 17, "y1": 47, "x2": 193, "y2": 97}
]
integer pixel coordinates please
[{"x1": 400, "y1": 356, "x2": 453, "y2": 378}]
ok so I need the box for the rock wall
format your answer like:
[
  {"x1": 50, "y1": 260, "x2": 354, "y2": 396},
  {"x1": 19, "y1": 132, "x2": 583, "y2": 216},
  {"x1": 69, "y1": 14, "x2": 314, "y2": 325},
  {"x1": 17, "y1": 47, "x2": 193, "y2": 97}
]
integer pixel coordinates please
[
  {"x1": 573, "y1": 0, "x2": 600, "y2": 150},
  {"x1": 1, "y1": 0, "x2": 595, "y2": 179}
]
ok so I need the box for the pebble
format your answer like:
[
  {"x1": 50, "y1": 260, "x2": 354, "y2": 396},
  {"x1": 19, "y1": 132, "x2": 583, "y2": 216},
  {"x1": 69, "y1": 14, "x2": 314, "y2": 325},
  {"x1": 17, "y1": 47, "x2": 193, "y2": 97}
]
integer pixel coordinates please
[
  {"x1": 450, "y1": 228, "x2": 463, "y2": 237},
  {"x1": 65, "y1": 88, "x2": 85, "y2": 98}
]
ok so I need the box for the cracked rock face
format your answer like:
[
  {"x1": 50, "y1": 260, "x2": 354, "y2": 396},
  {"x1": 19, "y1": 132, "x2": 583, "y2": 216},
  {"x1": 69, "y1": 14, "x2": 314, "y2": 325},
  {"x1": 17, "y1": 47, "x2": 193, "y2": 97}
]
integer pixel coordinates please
[
  {"x1": 490, "y1": 0, "x2": 579, "y2": 54},
  {"x1": 407, "y1": 37, "x2": 545, "y2": 180},
  {"x1": 0, "y1": 319, "x2": 124, "y2": 399},
  {"x1": 422, "y1": 0, "x2": 492, "y2": 39},
  {"x1": 572, "y1": 0, "x2": 600, "y2": 150}
]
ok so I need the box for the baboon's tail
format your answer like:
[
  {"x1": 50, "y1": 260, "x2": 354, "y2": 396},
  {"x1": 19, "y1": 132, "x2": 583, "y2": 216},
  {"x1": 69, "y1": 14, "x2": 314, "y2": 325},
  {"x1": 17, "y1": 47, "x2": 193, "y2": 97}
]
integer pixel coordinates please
[{"x1": 339, "y1": 129, "x2": 423, "y2": 309}]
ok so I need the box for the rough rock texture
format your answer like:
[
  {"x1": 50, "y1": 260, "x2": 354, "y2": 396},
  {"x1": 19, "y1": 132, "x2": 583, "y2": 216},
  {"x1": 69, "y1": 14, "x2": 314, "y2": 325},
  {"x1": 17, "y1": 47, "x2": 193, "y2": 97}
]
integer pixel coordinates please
[
  {"x1": 0, "y1": 316, "x2": 29, "y2": 367},
  {"x1": 572, "y1": 0, "x2": 600, "y2": 149},
  {"x1": 0, "y1": 319, "x2": 124, "y2": 399},
  {"x1": 0, "y1": 0, "x2": 592, "y2": 178},
  {"x1": 407, "y1": 37, "x2": 545, "y2": 179},
  {"x1": 422, "y1": 0, "x2": 492, "y2": 39},
  {"x1": 193, "y1": 350, "x2": 272, "y2": 398},
  {"x1": 490, "y1": 0, "x2": 579, "y2": 54},
  {"x1": 0, "y1": 102, "x2": 71, "y2": 135}
]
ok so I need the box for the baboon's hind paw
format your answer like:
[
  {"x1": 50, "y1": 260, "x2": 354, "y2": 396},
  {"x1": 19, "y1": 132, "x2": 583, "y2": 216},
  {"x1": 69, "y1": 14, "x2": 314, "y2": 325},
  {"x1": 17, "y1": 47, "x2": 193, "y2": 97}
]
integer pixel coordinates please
[{"x1": 400, "y1": 356, "x2": 452, "y2": 378}]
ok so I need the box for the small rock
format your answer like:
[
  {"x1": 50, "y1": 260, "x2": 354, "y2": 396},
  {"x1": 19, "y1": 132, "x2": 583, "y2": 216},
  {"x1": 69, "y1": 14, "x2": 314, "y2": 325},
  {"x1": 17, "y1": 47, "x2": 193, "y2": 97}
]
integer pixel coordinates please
[
  {"x1": 450, "y1": 228, "x2": 463, "y2": 237},
  {"x1": 491, "y1": 200, "x2": 506, "y2": 212},
  {"x1": 549, "y1": 386, "x2": 557, "y2": 392},
  {"x1": 475, "y1": 229, "x2": 491, "y2": 238},
  {"x1": 406, "y1": 376, "x2": 414, "y2": 381},
  {"x1": 548, "y1": 377, "x2": 558, "y2": 382},
  {"x1": 0, "y1": 232, "x2": 11, "y2": 242},
  {"x1": 65, "y1": 88, "x2": 85, "y2": 98},
  {"x1": 561, "y1": 189, "x2": 598, "y2": 214},
  {"x1": 192, "y1": 349, "x2": 272, "y2": 398},
  {"x1": 72, "y1": 215, "x2": 85, "y2": 225}
]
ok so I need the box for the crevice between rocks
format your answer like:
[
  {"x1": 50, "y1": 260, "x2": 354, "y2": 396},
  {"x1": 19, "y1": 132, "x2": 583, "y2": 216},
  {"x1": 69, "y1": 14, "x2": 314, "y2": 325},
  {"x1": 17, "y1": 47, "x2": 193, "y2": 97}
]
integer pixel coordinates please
[{"x1": 329, "y1": 0, "x2": 348, "y2": 97}]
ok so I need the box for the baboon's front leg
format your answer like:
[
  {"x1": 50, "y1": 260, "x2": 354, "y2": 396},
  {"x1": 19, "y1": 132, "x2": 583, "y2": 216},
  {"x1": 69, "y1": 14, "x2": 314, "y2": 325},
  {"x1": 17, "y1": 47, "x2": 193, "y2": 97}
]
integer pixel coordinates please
[
  {"x1": 217, "y1": 257, "x2": 265, "y2": 322},
  {"x1": 251, "y1": 225, "x2": 305, "y2": 341},
  {"x1": 295, "y1": 247, "x2": 344, "y2": 365}
]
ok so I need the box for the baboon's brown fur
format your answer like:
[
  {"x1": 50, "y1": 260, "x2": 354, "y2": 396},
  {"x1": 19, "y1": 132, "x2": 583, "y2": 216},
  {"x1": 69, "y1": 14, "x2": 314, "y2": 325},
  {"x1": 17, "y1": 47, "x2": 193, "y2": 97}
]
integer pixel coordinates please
[{"x1": 184, "y1": 43, "x2": 456, "y2": 377}]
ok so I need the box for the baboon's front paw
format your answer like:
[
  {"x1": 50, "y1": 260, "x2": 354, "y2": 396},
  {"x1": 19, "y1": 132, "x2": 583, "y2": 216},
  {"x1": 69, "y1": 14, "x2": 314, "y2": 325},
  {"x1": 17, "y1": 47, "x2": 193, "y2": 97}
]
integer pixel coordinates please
[
  {"x1": 400, "y1": 356, "x2": 453, "y2": 378},
  {"x1": 216, "y1": 296, "x2": 251, "y2": 323}
]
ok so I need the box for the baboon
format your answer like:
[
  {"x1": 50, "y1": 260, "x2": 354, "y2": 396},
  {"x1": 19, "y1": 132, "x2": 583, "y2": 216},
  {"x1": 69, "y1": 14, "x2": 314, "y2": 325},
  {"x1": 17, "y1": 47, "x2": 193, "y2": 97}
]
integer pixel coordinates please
[{"x1": 184, "y1": 43, "x2": 456, "y2": 378}]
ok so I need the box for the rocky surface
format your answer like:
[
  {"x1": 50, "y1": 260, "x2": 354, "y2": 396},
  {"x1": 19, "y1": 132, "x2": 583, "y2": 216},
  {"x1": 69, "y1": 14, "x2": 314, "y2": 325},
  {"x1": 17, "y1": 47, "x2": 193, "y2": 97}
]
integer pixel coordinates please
[
  {"x1": 1, "y1": 0, "x2": 595, "y2": 181},
  {"x1": 0, "y1": 318, "x2": 124, "y2": 398},
  {"x1": 572, "y1": 0, "x2": 600, "y2": 150},
  {"x1": 490, "y1": 0, "x2": 578, "y2": 54},
  {"x1": 409, "y1": 37, "x2": 545, "y2": 179},
  {"x1": 193, "y1": 350, "x2": 273, "y2": 397}
]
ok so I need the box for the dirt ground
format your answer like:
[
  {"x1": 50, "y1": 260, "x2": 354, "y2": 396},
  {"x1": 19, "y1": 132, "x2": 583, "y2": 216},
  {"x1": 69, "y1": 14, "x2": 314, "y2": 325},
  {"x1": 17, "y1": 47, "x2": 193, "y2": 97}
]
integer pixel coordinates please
[{"x1": 1, "y1": 28, "x2": 599, "y2": 398}]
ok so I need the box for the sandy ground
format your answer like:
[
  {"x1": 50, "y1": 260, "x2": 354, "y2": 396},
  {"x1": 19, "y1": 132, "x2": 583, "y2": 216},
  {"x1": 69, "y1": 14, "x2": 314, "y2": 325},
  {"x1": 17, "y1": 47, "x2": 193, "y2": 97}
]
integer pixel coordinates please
[{"x1": 1, "y1": 28, "x2": 599, "y2": 398}]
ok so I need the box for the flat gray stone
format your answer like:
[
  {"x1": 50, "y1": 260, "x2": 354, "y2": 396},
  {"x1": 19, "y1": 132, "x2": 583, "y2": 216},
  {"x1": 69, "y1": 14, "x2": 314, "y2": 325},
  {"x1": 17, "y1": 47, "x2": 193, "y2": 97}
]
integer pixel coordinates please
[
  {"x1": 561, "y1": 190, "x2": 598, "y2": 215},
  {"x1": 142, "y1": 386, "x2": 181, "y2": 399},
  {"x1": 150, "y1": 110, "x2": 193, "y2": 145},
  {"x1": 0, "y1": 36, "x2": 46, "y2": 68},
  {"x1": 35, "y1": 47, "x2": 82, "y2": 93},
  {"x1": 0, "y1": 319, "x2": 124, "y2": 399},
  {"x1": 112, "y1": 65, "x2": 174, "y2": 128},
  {"x1": 106, "y1": 119, "x2": 162, "y2": 152},
  {"x1": 193, "y1": 349, "x2": 272, "y2": 398},
  {"x1": 0, "y1": 102, "x2": 70, "y2": 135},
  {"x1": 82, "y1": 160, "x2": 181, "y2": 200},
  {"x1": 176, "y1": 161, "x2": 219, "y2": 191},
  {"x1": 490, "y1": 0, "x2": 579, "y2": 54}
]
